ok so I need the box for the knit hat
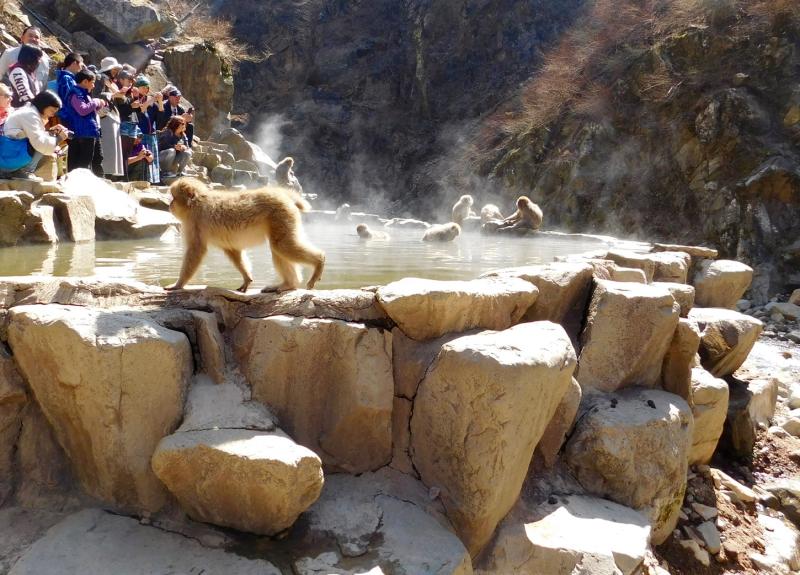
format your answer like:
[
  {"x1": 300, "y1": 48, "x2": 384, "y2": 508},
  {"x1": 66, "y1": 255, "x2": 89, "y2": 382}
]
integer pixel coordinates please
[{"x1": 133, "y1": 75, "x2": 150, "y2": 88}]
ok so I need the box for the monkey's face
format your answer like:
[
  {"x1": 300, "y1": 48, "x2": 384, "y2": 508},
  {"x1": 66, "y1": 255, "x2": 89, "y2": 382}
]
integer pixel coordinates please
[
  {"x1": 169, "y1": 178, "x2": 202, "y2": 220},
  {"x1": 356, "y1": 224, "x2": 369, "y2": 237}
]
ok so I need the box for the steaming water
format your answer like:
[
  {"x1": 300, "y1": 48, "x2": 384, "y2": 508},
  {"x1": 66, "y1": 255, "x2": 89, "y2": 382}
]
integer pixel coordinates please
[{"x1": 0, "y1": 223, "x2": 610, "y2": 290}]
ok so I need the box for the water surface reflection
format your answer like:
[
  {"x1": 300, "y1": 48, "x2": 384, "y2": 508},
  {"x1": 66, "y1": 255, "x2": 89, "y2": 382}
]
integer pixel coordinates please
[{"x1": 0, "y1": 223, "x2": 610, "y2": 290}]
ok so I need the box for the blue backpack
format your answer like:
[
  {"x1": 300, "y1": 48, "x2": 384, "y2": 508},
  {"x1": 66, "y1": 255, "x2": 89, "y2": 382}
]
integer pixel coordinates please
[{"x1": 0, "y1": 135, "x2": 33, "y2": 171}]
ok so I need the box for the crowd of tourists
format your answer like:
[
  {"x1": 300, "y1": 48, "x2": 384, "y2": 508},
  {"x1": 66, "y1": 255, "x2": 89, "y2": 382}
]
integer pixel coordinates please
[{"x1": 0, "y1": 26, "x2": 195, "y2": 184}]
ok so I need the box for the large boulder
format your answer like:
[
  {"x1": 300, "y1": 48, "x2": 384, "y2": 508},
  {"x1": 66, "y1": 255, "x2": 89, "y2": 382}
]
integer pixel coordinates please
[
  {"x1": 54, "y1": 0, "x2": 176, "y2": 43},
  {"x1": 0, "y1": 350, "x2": 27, "y2": 505},
  {"x1": 565, "y1": 388, "x2": 693, "y2": 544},
  {"x1": 693, "y1": 260, "x2": 754, "y2": 309},
  {"x1": 605, "y1": 250, "x2": 655, "y2": 282},
  {"x1": 7, "y1": 306, "x2": 192, "y2": 513},
  {"x1": 650, "y1": 251, "x2": 691, "y2": 284},
  {"x1": 376, "y1": 277, "x2": 538, "y2": 341},
  {"x1": 7, "y1": 509, "x2": 281, "y2": 575},
  {"x1": 476, "y1": 496, "x2": 651, "y2": 575},
  {"x1": 688, "y1": 308, "x2": 763, "y2": 377},
  {"x1": 661, "y1": 318, "x2": 701, "y2": 402},
  {"x1": 410, "y1": 322, "x2": 577, "y2": 555},
  {"x1": 391, "y1": 327, "x2": 462, "y2": 399},
  {"x1": 533, "y1": 377, "x2": 582, "y2": 469},
  {"x1": 0, "y1": 192, "x2": 32, "y2": 246},
  {"x1": 577, "y1": 280, "x2": 680, "y2": 392},
  {"x1": 298, "y1": 469, "x2": 472, "y2": 573},
  {"x1": 689, "y1": 368, "x2": 730, "y2": 465},
  {"x1": 232, "y1": 315, "x2": 393, "y2": 473},
  {"x1": 654, "y1": 282, "x2": 695, "y2": 317},
  {"x1": 482, "y1": 262, "x2": 593, "y2": 345},
  {"x1": 152, "y1": 381, "x2": 323, "y2": 535},
  {"x1": 39, "y1": 193, "x2": 95, "y2": 242},
  {"x1": 163, "y1": 44, "x2": 235, "y2": 139}
]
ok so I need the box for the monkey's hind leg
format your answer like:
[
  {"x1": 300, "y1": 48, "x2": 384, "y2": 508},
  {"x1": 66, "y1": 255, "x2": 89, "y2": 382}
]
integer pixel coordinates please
[
  {"x1": 264, "y1": 236, "x2": 325, "y2": 291},
  {"x1": 165, "y1": 239, "x2": 207, "y2": 290},
  {"x1": 262, "y1": 250, "x2": 302, "y2": 292},
  {"x1": 224, "y1": 248, "x2": 254, "y2": 292}
]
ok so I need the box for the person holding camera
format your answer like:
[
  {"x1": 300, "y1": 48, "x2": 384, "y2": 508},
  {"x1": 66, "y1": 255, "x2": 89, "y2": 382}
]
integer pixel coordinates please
[
  {"x1": 155, "y1": 87, "x2": 194, "y2": 147},
  {"x1": 60, "y1": 69, "x2": 107, "y2": 176},
  {"x1": 0, "y1": 90, "x2": 68, "y2": 181},
  {"x1": 92, "y1": 57, "x2": 125, "y2": 178},
  {"x1": 126, "y1": 124, "x2": 153, "y2": 182},
  {"x1": 157, "y1": 115, "x2": 192, "y2": 179}
]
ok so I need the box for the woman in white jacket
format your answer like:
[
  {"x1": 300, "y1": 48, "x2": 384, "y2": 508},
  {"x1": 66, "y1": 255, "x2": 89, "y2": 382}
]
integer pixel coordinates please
[{"x1": 1, "y1": 91, "x2": 68, "y2": 181}]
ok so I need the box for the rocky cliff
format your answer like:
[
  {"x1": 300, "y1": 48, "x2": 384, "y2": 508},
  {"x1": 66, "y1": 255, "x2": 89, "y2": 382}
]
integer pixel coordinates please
[{"x1": 224, "y1": 0, "x2": 798, "y2": 301}]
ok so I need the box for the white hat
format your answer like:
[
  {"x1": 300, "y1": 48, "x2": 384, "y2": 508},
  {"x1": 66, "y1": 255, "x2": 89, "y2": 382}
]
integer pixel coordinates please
[{"x1": 99, "y1": 56, "x2": 122, "y2": 73}]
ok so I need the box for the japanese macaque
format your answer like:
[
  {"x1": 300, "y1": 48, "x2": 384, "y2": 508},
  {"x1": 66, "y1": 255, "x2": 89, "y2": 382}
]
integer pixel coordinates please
[
  {"x1": 274, "y1": 156, "x2": 303, "y2": 194},
  {"x1": 356, "y1": 223, "x2": 389, "y2": 240},
  {"x1": 498, "y1": 196, "x2": 543, "y2": 232},
  {"x1": 336, "y1": 203, "x2": 352, "y2": 222},
  {"x1": 165, "y1": 177, "x2": 325, "y2": 292},
  {"x1": 451, "y1": 194, "x2": 475, "y2": 226},
  {"x1": 422, "y1": 222, "x2": 461, "y2": 242},
  {"x1": 480, "y1": 203, "x2": 504, "y2": 224}
]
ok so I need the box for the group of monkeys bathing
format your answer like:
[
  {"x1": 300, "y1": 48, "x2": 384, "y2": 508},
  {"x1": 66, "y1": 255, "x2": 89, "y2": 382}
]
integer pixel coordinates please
[
  {"x1": 357, "y1": 193, "x2": 543, "y2": 242},
  {"x1": 164, "y1": 161, "x2": 543, "y2": 294}
]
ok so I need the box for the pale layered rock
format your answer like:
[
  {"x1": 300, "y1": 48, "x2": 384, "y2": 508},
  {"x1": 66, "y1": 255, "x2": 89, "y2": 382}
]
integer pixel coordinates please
[
  {"x1": 164, "y1": 44, "x2": 234, "y2": 138},
  {"x1": 54, "y1": 0, "x2": 176, "y2": 43},
  {"x1": 693, "y1": 260, "x2": 754, "y2": 309},
  {"x1": 533, "y1": 377, "x2": 582, "y2": 469},
  {"x1": 390, "y1": 397, "x2": 414, "y2": 475},
  {"x1": 745, "y1": 377, "x2": 779, "y2": 426},
  {"x1": 7, "y1": 305, "x2": 192, "y2": 512},
  {"x1": 577, "y1": 280, "x2": 680, "y2": 392},
  {"x1": 301, "y1": 469, "x2": 472, "y2": 574},
  {"x1": 476, "y1": 495, "x2": 651, "y2": 575},
  {"x1": 377, "y1": 277, "x2": 538, "y2": 341},
  {"x1": 610, "y1": 265, "x2": 648, "y2": 283},
  {"x1": 765, "y1": 302, "x2": 800, "y2": 321},
  {"x1": 233, "y1": 315, "x2": 393, "y2": 472},
  {"x1": 710, "y1": 468, "x2": 756, "y2": 502},
  {"x1": 689, "y1": 308, "x2": 763, "y2": 377},
  {"x1": 661, "y1": 318, "x2": 701, "y2": 402},
  {"x1": 392, "y1": 327, "x2": 464, "y2": 399},
  {"x1": 565, "y1": 388, "x2": 693, "y2": 543},
  {"x1": 410, "y1": 322, "x2": 576, "y2": 555},
  {"x1": 8, "y1": 509, "x2": 280, "y2": 575},
  {"x1": 654, "y1": 282, "x2": 695, "y2": 317},
  {"x1": 481, "y1": 262, "x2": 593, "y2": 342},
  {"x1": 652, "y1": 243, "x2": 718, "y2": 259},
  {"x1": 22, "y1": 202, "x2": 57, "y2": 243},
  {"x1": 0, "y1": 192, "x2": 32, "y2": 245},
  {"x1": 0, "y1": 350, "x2": 26, "y2": 505},
  {"x1": 606, "y1": 250, "x2": 655, "y2": 282},
  {"x1": 39, "y1": 193, "x2": 95, "y2": 242},
  {"x1": 689, "y1": 368, "x2": 729, "y2": 465},
  {"x1": 13, "y1": 404, "x2": 74, "y2": 508},
  {"x1": 0, "y1": 276, "x2": 161, "y2": 309},
  {"x1": 149, "y1": 309, "x2": 226, "y2": 384},
  {"x1": 762, "y1": 480, "x2": 800, "y2": 527},
  {"x1": 152, "y1": 382, "x2": 323, "y2": 535},
  {"x1": 650, "y1": 251, "x2": 691, "y2": 284}
]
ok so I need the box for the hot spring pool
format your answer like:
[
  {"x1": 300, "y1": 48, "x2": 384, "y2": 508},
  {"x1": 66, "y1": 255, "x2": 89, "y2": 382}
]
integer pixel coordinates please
[{"x1": 0, "y1": 222, "x2": 617, "y2": 290}]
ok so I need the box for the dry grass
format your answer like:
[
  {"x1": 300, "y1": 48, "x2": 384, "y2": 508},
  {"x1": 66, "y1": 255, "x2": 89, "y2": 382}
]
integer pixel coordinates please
[
  {"x1": 163, "y1": 0, "x2": 268, "y2": 68},
  {"x1": 474, "y1": 0, "x2": 800, "y2": 161}
]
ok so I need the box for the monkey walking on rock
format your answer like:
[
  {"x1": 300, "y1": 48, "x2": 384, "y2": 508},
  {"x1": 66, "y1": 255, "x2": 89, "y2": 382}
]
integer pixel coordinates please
[{"x1": 165, "y1": 177, "x2": 325, "y2": 292}]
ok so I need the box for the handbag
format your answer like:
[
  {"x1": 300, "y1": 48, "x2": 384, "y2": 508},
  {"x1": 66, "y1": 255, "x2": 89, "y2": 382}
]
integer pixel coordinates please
[{"x1": 0, "y1": 134, "x2": 33, "y2": 171}]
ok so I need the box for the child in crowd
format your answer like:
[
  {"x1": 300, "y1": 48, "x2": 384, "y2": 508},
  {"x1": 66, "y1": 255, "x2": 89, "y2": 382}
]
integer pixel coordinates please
[
  {"x1": 60, "y1": 69, "x2": 107, "y2": 175},
  {"x1": 126, "y1": 125, "x2": 153, "y2": 181},
  {"x1": 8, "y1": 44, "x2": 43, "y2": 108}
]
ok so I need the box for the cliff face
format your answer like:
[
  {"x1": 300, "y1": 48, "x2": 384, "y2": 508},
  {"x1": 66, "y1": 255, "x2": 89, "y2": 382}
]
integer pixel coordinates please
[
  {"x1": 472, "y1": 1, "x2": 800, "y2": 301},
  {"x1": 220, "y1": 0, "x2": 582, "y2": 211}
]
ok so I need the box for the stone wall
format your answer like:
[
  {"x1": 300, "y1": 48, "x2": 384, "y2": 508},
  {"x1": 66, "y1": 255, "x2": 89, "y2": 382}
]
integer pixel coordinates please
[{"x1": 0, "y1": 244, "x2": 782, "y2": 572}]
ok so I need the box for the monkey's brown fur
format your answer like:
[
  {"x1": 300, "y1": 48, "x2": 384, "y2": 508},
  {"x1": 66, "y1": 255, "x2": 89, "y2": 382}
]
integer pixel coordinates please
[
  {"x1": 275, "y1": 156, "x2": 303, "y2": 194},
  {"x1": 356, "y1": 223, "x2": 389, "y2": 240},
  {"x1": 166, "y1": 177, "x2": 325, "y2": 292},
  {"x1": 422, "y1": 222, "x2": 461, "y2": 242},
  {"x1": 451, "y1": 194, "x2": 474, "y2": 226},
  {"x1": 499, "y1": 196, "x2": 543, "y2": 231}
]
